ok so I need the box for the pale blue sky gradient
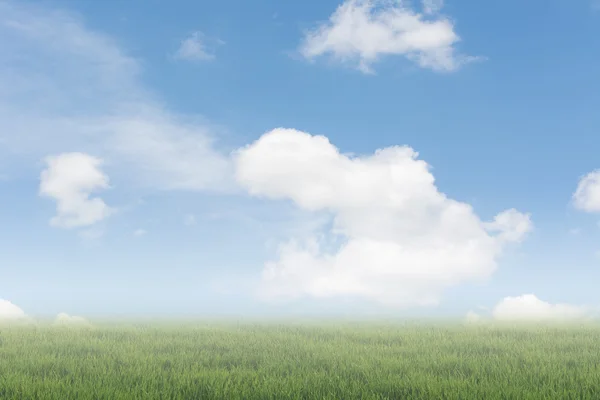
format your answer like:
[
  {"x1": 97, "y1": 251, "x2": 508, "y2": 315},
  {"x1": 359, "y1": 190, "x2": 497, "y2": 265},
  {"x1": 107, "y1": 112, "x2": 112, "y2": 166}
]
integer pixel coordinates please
[{"x1": 1, "y1": 0, "x2": 600, "y2": 320}]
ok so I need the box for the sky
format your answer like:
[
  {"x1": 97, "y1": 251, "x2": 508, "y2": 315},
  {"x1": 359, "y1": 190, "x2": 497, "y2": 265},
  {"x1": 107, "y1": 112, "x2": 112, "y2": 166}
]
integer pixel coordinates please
[{"x1": 1, "y1": 0, "x2": 600, "y2": 323}]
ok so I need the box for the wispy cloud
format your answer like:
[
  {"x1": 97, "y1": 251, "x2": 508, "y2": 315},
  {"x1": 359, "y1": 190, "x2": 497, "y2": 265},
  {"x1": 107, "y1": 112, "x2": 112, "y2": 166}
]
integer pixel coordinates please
[
  {"x1": 422, "y1": 0, "x2": 444, "y2": 14},
  {"x1": 54, "y1": 312, "x2": 92, "y2": 327},
  {"x1": 184, "y1": 214, "x2": 197, "y2": 226},
  {"x1": 174, "y1": 31, "x2": 222, "y2": 62},
  {"x1": 0, "y1": 1, "x2": 233, "y2": 193},
  {"x1": 133, "y1": 229, "x2": 147, "y2": 237}
]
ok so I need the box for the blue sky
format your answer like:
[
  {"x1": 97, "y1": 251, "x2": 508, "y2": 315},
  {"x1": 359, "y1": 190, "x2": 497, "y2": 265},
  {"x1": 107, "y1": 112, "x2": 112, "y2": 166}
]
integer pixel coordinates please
[{"x1": 1, "y1": 0, "x2": 600, "y2": 322}]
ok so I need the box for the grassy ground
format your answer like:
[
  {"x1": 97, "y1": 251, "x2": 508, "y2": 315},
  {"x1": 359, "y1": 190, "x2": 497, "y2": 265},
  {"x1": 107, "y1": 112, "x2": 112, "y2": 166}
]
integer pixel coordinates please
[{"x1": 1, "y1": 321, "x2": 599, "y2": 399}]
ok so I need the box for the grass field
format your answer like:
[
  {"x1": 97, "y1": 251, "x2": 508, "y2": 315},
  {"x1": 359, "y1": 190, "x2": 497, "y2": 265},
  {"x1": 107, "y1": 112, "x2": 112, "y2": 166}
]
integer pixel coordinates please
[{"x1": 1, "y1": 321, "x2": 599, "y2": 399}]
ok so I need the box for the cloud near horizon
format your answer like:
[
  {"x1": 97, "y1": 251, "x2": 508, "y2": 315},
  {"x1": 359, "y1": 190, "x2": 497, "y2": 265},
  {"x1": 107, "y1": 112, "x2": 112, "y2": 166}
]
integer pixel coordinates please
[
  {"x1": 466, "y1": 294, "x2": 593, "y2": 323},
  {"x1": 299, "y1": 0, "x2": 477, "y2": 73},
  {"x1": 0, "y1": 299, "x2": 28, "y2": 322},
  {"x1": 465, "y1": 310, "x2": 482, "y2": 323},
  {"x1": 235, "y1": 128, "x2": 532, "y2": 307},
  {"x1": 492, "y1": 294, "x2": 591, "y2": 322},
  {"x1": 1, "y1": 299, "x2": 91, "y2": 326},
  {"x1": 54, "y1": 312, "x2": 92, "y2": 327}
]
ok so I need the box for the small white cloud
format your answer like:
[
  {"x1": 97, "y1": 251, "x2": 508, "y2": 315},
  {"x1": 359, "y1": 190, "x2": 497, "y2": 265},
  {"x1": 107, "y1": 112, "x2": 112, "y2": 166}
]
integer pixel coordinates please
[
  {"x1": 568, "y1": 228, "x2": 581, "y2": 235},
  {"x1": 174, "y1": 31, "x2": 220, "y2": 62},
  {"x1": 54, "y1": 312, "x2": 91, "y2": 327},
  {"x1": 483, "y1": 208, "x2": 533, "y2": 243},
  {"x1": 184, "y1": 214, "x2": 197, "y2": 226},
  {"x1": 422, "y1": 0, "x2": 444, "y2": 14},
  {"x1": 235, "y1": 128, "x2": 532, "y2": 307},
  {"x1": 0, "y1": 299, "x2": 27, "y2": 322},
  {"x1": 299, "y1": 0, "x2": 477, "y2": 73},
  {"x1": 39, "y1": 153, "x2": 113, "y2": 229},
  {"x1": 133, "y1": 228, "x2": 147, "y2": 237},
  {"x1": 573, "y1": 170, "x2": 600, "y2": 213},
  {"x1": 492, "y1": 294, "x2": 590, "y2": 322}
]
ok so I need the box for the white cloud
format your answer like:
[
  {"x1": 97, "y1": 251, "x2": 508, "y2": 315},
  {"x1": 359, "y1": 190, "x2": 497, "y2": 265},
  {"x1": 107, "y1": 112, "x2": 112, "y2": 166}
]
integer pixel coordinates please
[
  {"x1": 0, "y1": 1, "x2": 232, "y2": 192},
  {"x1": 573, "y1": 170, "x2": 600, "y2": 213},
  {"x1": 299, "y1": 0, "x2": 476, "y2": 73},
  {"x1": 483, "y1": 208, "x2": 533, "y2": 243},
  {"x1": 0, "y1": 299, "x2": 27, "y2": 321},
  {"x1": 235, "y1": 128, "x2": 532, "y2": 307},
  {"x1": 54, "y1": 312, "x2": 91, "y2": 327},
  {"x1": 174, "y1": 31, "x2": 219, "y2": 61},
  {"x1": 134, "y1": 229, "x2": 147, "y2": 237},
  {"x1": 39, "y1": 153, "x2": 113, "y2": 228},
  {"x1": 492, "y1": 294, "x2": 590, "y2": 322}
]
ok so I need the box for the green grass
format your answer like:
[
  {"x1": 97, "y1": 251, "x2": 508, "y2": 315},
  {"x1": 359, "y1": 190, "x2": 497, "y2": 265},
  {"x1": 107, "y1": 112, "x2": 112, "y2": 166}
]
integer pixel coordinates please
[{"x1": 1, "y1": 321, "x2": 600, "y2": 399}]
